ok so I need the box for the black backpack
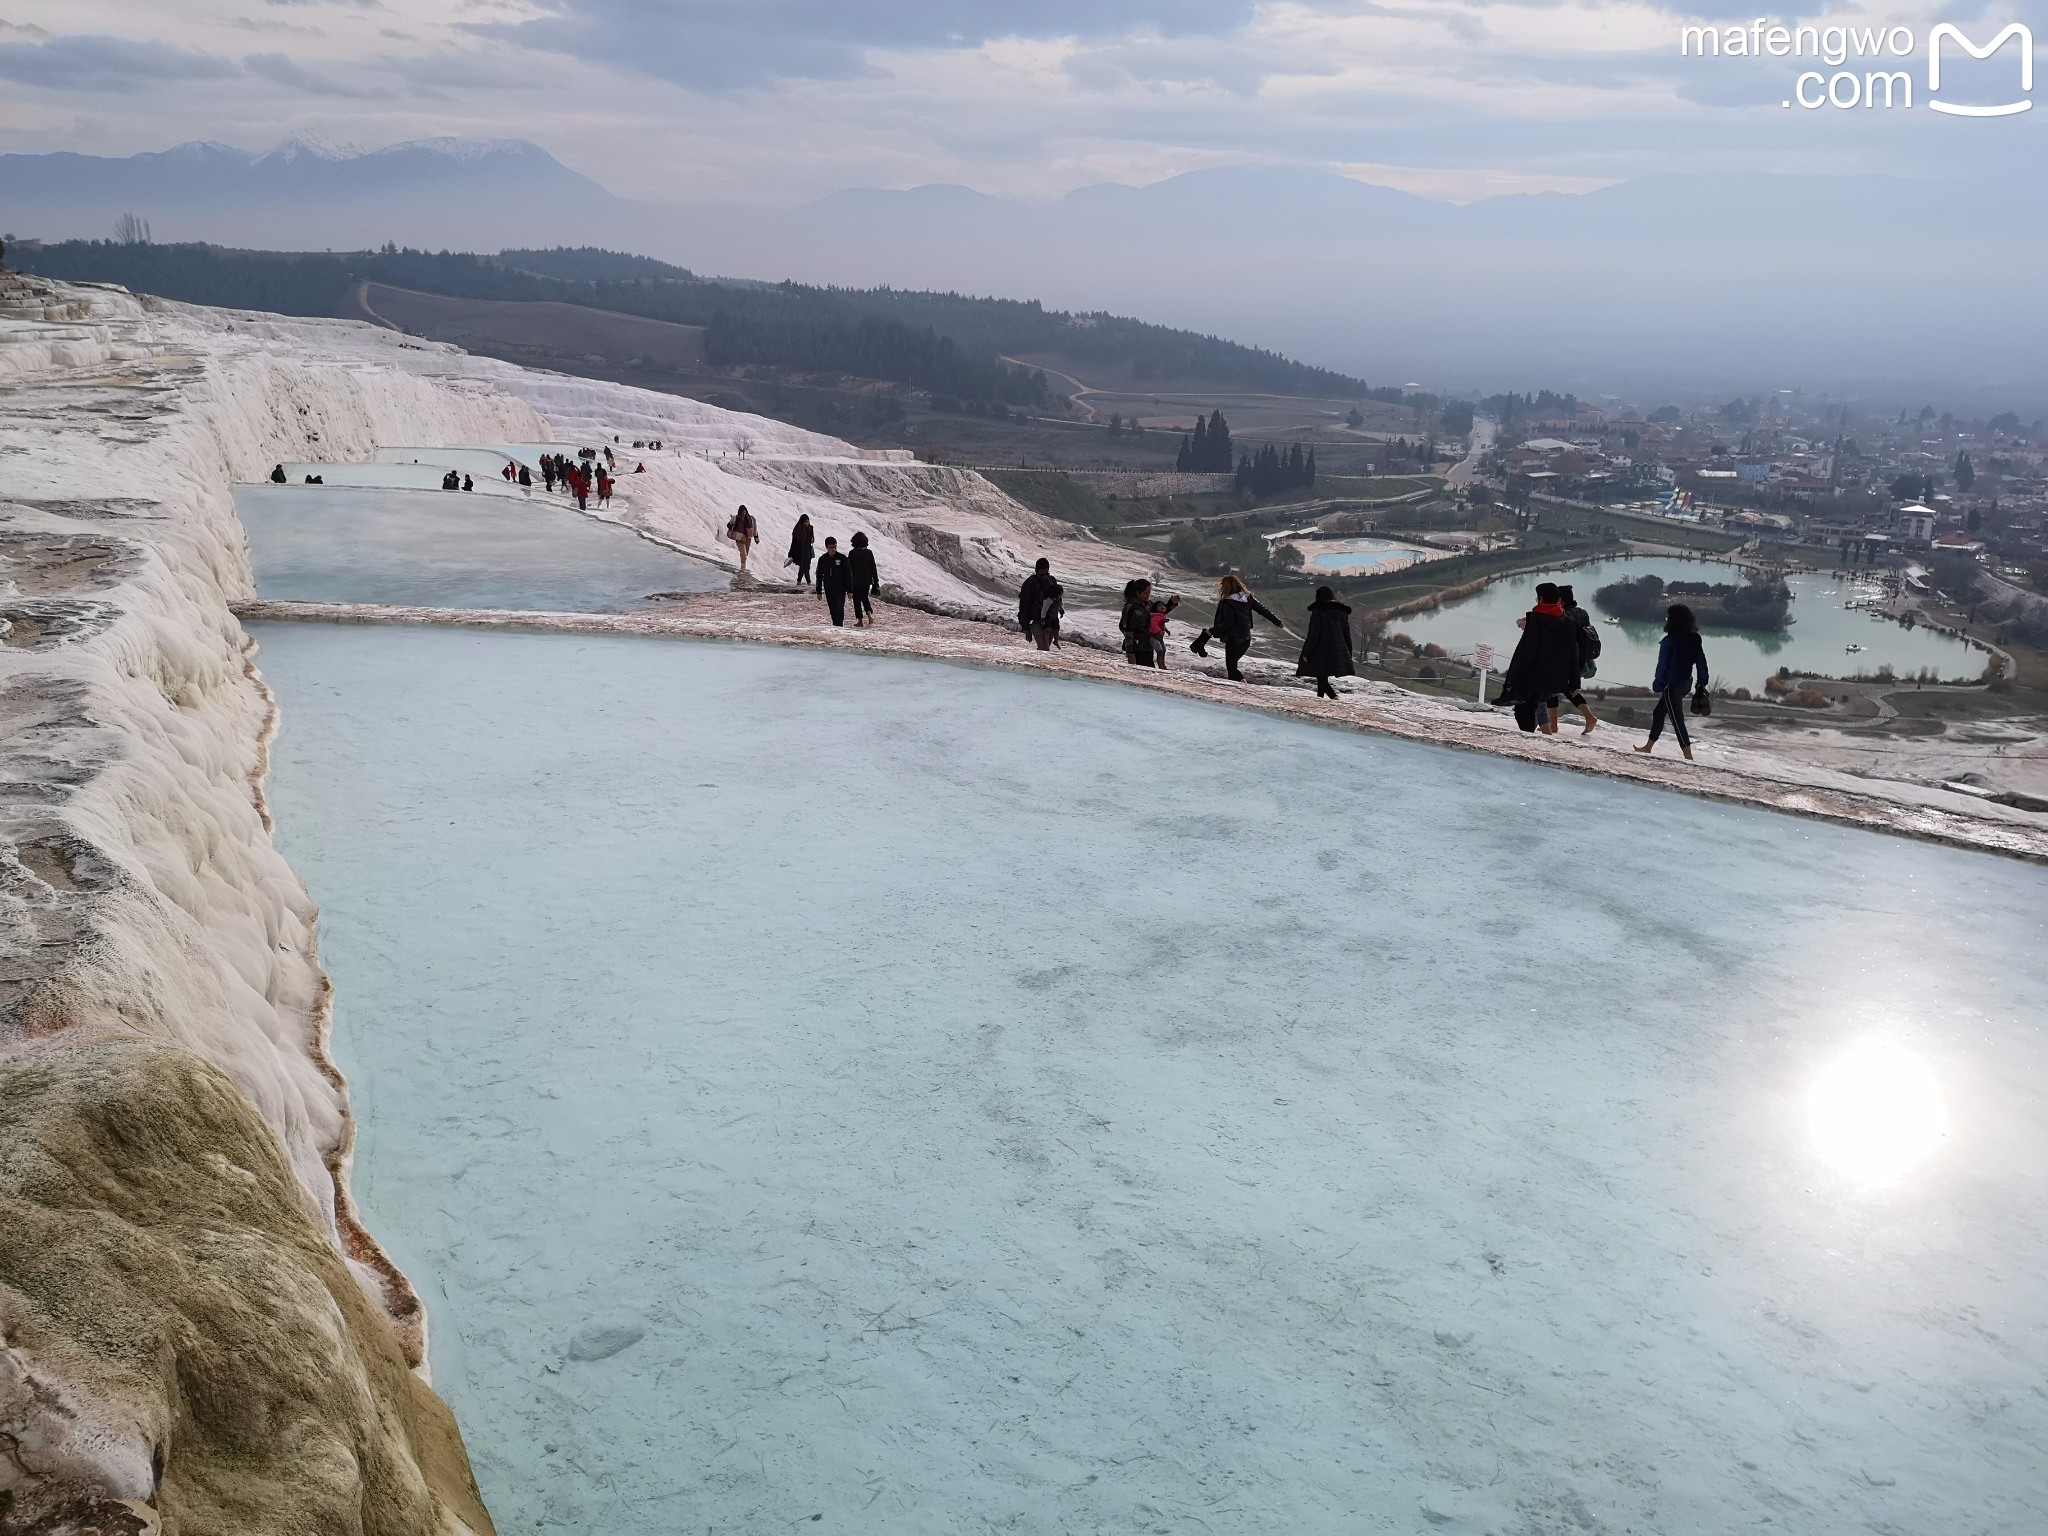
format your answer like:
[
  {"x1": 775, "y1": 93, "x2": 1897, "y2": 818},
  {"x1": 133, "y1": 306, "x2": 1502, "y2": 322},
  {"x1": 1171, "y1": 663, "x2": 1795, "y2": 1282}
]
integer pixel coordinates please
[{"x1": 1574, "y1": 611, "x2": 1602, "y2": 676}]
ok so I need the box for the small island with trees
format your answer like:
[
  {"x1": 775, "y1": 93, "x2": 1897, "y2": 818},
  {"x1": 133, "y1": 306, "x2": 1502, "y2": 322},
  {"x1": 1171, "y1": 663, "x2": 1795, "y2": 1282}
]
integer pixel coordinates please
[{"x1": 1594, "y1": 573, "x2": 1793, "y2": 631}]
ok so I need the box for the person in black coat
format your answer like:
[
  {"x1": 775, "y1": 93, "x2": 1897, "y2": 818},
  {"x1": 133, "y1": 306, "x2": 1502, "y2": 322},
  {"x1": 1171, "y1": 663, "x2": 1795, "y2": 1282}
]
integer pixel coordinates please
[
  {"x1": 1296, "y1": 587, "x2": 1355, "y2": 700},
  {"x1": 1118, "y1": 579, "x2": 1157, "y2": 667},
  {"x1": 848, "y1": 532, "x2": 880, "y2": 627},
  {"x1": 1018, "y1": 558, "x2": 1063, "y2": 650},
  {"x1": 788, "y1": 514, "x2": 815, "y2": 585},
  {"x1": 1500, "y1": 582, "x2": 1581, "y2": 734},
  {"x1": 1192, "y1": 573, "x2": 1282, "y2": 681},
  {"x1": 814, "y1": 537, "x2": 852, "y2": 626}
]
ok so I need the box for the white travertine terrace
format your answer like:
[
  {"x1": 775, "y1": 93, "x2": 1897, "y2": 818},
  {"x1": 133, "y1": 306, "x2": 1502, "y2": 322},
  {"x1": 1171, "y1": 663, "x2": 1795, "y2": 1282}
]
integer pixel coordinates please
[{"x1": 1, "y1": 273, "x2": 2043, "y2": 1533}]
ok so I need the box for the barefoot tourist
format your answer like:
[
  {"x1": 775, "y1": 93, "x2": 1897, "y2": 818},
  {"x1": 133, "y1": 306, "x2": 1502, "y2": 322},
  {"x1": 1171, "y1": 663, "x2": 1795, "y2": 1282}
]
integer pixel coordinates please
[
  {"x1": 727, "y1": 504, "x2": 759, "y2": 574},
  {"x1": 1559, "y1": 584, "x2": 1600, "y2": 735},
  {"x1": 1636, "y1": 603, "x2": 1710, "y2": 761},
  {"x1": 1500, "y1": 582, "x2": 1579, "y2": 734}
]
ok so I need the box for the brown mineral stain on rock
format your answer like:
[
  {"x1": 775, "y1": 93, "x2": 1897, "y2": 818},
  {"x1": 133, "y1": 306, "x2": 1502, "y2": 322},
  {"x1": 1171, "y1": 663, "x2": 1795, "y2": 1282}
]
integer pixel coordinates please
[{"x1": 0, "y1": 1041, "x2": 494, "y2": 1536}]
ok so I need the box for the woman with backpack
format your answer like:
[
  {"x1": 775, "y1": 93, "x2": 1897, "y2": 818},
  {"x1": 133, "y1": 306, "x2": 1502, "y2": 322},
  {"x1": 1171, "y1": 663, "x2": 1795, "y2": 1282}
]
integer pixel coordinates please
[
  {"x1": 1295, "y1": 586, "x2": 1355, "y2": 700},
  {"x1": 1635, "y1": 603, "x2": 1710, "y2": 761},
  {"x1": 1558, "y1": 583, "x2": 1600, "y2": 734},
  {"x1": 787, "y1": 514, "x2": 815, "y2": 585},
  {"x1": 727, "y1": 504, "x2": 759, "y2": 574}
]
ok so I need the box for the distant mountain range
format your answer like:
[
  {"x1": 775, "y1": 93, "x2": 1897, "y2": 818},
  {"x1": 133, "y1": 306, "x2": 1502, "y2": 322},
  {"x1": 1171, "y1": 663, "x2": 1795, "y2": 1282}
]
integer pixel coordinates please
[
  {"x1": 0, "y1": 138, "x2": 613, "y2": 248},
  {"x1": 3, "y1": 139, "x2": 2040, "y2": 406}
]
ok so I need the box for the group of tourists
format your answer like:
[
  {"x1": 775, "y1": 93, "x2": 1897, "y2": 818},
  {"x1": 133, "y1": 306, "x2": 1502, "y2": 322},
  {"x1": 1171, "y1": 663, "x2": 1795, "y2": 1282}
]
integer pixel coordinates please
[
  {"x1": 756, "y1": 511, "x2": 880, "y2": 627},
  {"x1": 1496, "y1": 580, "x2": 1711, "y2": 760},
  {"x1": 497, "y1": 461, "x2": 534, "y2": 489},
  {"x1": 1028, "y1": 563, "x2": 1351, "y2": 692},
  {"x1": 1113, "y1": 574, "x2": 1295, "y2": 683},
  {"x1": 1015, "y1": 559, "x2": 1715, "y2": 759},
  {"x1": 538, "y1": 453, "x2": 613, "y2": 510}
]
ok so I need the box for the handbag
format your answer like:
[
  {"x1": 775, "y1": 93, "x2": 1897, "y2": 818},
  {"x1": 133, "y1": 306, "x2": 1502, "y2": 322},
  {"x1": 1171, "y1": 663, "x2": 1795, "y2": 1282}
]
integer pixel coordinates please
[{"x1": 1689, "y1": 687, "x2": 1712, "y2": 717}]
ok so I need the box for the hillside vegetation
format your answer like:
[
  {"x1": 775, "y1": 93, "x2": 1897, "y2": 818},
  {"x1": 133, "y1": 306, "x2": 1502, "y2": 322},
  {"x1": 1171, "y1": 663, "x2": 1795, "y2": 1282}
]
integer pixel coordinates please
[{"x1": 16, "y1": 240, "x2": 1436, "y2": 414}]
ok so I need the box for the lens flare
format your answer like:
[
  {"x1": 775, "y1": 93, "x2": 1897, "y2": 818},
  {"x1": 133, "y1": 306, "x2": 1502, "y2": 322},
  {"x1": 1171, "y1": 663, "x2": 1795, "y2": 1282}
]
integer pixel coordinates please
[{"x1": 1808, "y1": 1043, "x2": 1947, "y2": 1188}]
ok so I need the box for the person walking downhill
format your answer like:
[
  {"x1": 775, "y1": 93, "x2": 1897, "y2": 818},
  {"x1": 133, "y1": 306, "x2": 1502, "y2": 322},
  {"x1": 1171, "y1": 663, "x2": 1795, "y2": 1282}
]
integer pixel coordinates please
[
  {"x1": 815, "y1": 536, "x2": 852, "y2": 627},
  {"x1": 597, "y1": 471, "x2": 614, "y2": 508},
  {"x1": 727, "y1": 504, "x2": 759, "y2": 574},
  {"x1": 517, "y1": 462, "x2": 532, "y2": 493},
  {"x1": 1499, "y1": 582, "x2": 1579, "y2": 733},
  {"x1": 1558, "y1": 583, "x2": 1600, "y2": 734},
  {"x1": 1192, "y1": 574, "x2": 1282, "y2": 681},
  {"x1": 848, "y1": 532, "x2": 880, "y2": 627},
  {"x1": 1296, "y1": 586, "x2": 1355, "y2": 700},
  {"x1": 1017, "y1": 558, "x2": 1063, "y2": 650},
  {"x1": 787, "y1": 514, "x2": 816, "y2": 585},
  {"x1": 1636, "y1": 603, "x2": 1710, "y2": 761}
]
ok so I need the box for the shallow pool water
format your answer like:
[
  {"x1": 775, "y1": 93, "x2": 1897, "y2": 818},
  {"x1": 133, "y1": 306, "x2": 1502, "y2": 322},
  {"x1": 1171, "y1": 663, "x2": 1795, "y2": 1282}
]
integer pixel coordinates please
[
  {"x1": 257, "y1": 625, "x2": 2048, "y2": 1534},
  {"x1": 1398, "y1": 555, "x2": 1982, "y2": 691},
  {"x1": 235, "y1": 484, "x2": 726, "y2": 610}
]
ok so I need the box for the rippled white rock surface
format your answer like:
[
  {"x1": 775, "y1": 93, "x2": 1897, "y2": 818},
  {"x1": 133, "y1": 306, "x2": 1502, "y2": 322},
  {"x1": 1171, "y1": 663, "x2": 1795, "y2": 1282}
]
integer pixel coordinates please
[{"x1": 258, "y1": 622, "x2": 2048, "y2": 1536}]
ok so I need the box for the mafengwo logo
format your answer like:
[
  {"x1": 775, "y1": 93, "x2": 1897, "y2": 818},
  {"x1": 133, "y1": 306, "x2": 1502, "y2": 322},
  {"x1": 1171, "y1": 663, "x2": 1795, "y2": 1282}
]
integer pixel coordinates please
[{"x1": 1680, "y1": 19, "x2": 2033, "y2": 114}]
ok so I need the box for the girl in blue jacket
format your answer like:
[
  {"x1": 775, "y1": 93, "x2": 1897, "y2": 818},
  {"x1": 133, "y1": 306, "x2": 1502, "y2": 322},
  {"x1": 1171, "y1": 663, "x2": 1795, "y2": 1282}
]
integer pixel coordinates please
[{"x1": 1635, "y1": 603, "x2": 1709, "y2": 760}]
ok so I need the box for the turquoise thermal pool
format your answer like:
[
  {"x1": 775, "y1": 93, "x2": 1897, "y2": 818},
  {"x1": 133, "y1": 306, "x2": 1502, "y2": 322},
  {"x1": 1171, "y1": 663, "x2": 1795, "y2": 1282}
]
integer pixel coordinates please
[
  {"x1": 234, "y1": 483, "x2": 726, "y2": 611},
  {"x1": 255, "y1": 621, "x2": 2048, "y2": 1535}
]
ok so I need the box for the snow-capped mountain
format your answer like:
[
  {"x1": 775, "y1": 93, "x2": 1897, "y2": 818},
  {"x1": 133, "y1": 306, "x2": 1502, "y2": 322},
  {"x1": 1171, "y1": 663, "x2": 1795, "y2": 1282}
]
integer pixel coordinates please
[{"x1": 0, "y1": 138, "x2": 631, "y2": 250}]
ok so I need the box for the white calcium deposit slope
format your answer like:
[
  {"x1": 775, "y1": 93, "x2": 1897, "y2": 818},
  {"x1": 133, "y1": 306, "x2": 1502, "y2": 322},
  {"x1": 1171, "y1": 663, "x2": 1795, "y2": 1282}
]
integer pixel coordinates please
[{"x1": 0, "y1": 277, "x2": 1131, "y2": 1335}]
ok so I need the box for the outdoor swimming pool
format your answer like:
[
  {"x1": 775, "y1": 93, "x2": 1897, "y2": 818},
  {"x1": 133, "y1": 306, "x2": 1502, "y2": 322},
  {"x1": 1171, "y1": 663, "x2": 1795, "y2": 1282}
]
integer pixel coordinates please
[
  {"x1": 234, "y1": 484, "x2": 726, "y2": 610},
  {"x1": 1398, "y1": 555, "x2": 1983, "y2": 692},
  {"x1": 1301, "y1": 537, "x2": 1443, "y2": 575},
  {"x1": 257, "y1": 623, "x2": 2048, "y2": 1535}
]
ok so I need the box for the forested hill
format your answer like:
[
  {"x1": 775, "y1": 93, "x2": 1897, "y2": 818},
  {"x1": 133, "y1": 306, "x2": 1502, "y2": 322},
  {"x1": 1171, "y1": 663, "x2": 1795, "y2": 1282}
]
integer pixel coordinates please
[{"x1": 14, "y1": 240, "x2": 1421, "y2": 409}]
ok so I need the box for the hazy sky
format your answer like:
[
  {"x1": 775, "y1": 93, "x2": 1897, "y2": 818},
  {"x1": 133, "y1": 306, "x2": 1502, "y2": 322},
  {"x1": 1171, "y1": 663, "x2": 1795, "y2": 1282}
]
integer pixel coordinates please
[{"x1": 0, "y1": 1, "x2": 2039, "y2": 202}]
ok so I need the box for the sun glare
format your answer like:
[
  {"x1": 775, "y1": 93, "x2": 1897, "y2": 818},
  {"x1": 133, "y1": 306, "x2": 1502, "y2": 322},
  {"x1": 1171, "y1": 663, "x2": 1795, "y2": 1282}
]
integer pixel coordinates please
[{"x1": 1808, "y1": 1043, "x2": 1948, "y2": 1188}]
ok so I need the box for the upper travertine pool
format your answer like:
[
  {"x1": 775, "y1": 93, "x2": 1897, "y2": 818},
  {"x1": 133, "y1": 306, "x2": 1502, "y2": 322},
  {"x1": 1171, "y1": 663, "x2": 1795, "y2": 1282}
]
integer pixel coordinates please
[
  {"x1": 254, "y1": 623, "x2": 2048, "y2": 1535},
  {"x1": 234, "y1": 483, "x2": 726, "y2": 610}
]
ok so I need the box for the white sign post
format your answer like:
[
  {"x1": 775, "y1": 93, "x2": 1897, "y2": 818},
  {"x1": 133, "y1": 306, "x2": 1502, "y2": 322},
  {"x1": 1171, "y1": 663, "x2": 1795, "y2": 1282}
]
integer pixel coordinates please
[{"x1": 1473, "y1": 643, "x2": 1495, "y2": 707}]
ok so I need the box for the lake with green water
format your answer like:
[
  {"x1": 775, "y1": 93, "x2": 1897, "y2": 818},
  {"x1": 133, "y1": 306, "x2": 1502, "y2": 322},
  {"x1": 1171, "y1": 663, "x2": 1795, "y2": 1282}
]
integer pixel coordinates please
[{"x1": 1396, "y1": 556, "x2": 1984, "y2": 692}]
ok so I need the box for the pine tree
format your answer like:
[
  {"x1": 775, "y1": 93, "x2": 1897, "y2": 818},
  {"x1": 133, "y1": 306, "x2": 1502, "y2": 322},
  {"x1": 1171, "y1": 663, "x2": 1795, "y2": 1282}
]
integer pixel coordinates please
[
  {"x1": 1236, "y1": 453, "x2": 1253, "y2": 494},
  {"x1": 1286, "y1": 443, "x2": 1305, "y2": 486},
  {"x1": 1305, "y1": 447, "x2": 1317, "y2": 488},
  {"x1": 1206, "y1": 410, "x2": 1232, "y2": 472},
  {"x1": 1955, "y1": 450, "x2": 1975, "y2": 491},
  {"x1": 1190, "y1": 417, "x2": 1209, "y2": 472},
  {"x1": 1176, "y1": 435, "x2": 1192, "y2": 472}
]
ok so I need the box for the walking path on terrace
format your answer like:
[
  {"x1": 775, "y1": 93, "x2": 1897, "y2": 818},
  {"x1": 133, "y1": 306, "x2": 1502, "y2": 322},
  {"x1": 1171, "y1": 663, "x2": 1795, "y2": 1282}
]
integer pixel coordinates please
[{"x1": 235, "y1": 589, "x2": 2048, "y2": 864}]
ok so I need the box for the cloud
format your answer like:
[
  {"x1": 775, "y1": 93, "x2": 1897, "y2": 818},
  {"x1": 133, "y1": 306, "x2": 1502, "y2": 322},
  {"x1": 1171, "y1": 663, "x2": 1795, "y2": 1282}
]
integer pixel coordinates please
[
  {"x1": 474, "y1": 0, "x2": 1261, "y2": 89},
  {"x1": 0, "y1": 34, "x2": 241, "y2": 91},
  {"x1": 244, "y1": 51, "x2": 396, "y2": 97}
]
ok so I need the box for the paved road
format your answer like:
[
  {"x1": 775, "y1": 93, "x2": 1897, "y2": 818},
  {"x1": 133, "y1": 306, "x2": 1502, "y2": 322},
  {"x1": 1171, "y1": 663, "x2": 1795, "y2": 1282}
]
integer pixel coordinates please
[{"x1": 1446, "y1": 416, "x2": 1497, "y2": 485}]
